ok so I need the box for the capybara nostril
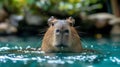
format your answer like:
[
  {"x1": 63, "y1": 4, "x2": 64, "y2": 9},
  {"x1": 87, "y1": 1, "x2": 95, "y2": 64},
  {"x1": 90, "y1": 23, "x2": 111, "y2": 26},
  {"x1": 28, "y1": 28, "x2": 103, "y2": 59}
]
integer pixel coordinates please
[{"x1": 64, "y1": 29, "x2": 69, "y2": 33}]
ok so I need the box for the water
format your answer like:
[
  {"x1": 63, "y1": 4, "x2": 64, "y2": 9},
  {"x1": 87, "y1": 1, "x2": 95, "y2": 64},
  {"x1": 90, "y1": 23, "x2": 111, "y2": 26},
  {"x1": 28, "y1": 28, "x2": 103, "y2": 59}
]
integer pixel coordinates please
[{"x1": 0, "y1": 36, "x2": 120, "y2": 67}]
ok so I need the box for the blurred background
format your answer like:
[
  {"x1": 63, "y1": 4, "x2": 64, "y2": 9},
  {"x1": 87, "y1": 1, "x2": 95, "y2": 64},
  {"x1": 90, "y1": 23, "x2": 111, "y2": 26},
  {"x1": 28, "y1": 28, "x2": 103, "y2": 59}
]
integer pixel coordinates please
[
  {"x1": 0, "y1": 0, "x2": 120, "y2": 66},
  {"x1": 0, "y1": 0, "x2": 120, "y2": 38}
]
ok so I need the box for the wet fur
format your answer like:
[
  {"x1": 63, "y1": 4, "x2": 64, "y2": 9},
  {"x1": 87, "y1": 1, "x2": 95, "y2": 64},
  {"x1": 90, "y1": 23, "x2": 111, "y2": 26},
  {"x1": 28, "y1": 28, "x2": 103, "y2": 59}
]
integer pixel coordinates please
[{"x1": 41, "y1": 26, "x2": 83, "y2": 53}]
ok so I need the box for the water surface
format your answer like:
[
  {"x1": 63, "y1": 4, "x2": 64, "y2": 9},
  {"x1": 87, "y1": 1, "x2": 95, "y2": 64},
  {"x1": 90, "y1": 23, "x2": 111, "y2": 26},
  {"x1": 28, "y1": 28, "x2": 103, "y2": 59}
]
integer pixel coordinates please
[{"x1": 0, "y1": 36, "x2": 120, "y2": 67}]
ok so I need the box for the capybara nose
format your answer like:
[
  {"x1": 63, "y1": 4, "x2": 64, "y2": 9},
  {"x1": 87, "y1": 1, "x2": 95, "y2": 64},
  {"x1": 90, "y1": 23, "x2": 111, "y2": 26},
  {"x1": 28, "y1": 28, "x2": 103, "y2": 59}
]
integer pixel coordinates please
[{"x1": 56, "y1": 44, "x2": 67, "y2": 48}]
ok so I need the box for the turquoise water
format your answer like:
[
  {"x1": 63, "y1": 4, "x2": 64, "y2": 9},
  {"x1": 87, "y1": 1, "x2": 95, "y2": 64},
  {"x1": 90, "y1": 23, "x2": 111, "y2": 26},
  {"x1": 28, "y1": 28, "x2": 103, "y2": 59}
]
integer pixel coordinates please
[{"x1": 0, "y1": 36, "x2": 120, "y2": 67}]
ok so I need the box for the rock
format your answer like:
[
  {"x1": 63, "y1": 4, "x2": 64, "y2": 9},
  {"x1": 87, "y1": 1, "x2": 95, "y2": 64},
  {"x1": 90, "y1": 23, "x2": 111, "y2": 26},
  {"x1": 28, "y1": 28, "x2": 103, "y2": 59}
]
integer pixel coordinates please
[
  {"x1": 0, "y1": 8, "x2": 8, "y2": 22},
  {"x1": 87, "y1": 13, "x2": 115, "y2": 29},
  {"x1": 88, "y1": 13, "x2": 115, "y2": 21},
  {"x1": 0, "y1": 23, "x2": 9, "y2": 33},
  {"x1": 9, "y1": 14, "x2": 23, "y2": 27},
  {"x1": 6, "y1": 25, "x2": 18, "y2": 34},
  {"x1": 0, "y1": 19, "x2": 18, "y2": 34},
  {"x1": 23, "y1": 7, "x2": 43, "y2": 26},
  {"x1": 109, "y1": 18, "x2": 120, "y2": 35}
]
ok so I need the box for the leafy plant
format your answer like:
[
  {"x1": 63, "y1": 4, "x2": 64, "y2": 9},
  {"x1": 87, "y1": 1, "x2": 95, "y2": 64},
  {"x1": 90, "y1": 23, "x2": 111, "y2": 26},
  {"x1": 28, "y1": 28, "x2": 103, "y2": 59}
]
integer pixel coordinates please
[{"x1": 0, "y1": 0, "x2": 104, "y2": 15}]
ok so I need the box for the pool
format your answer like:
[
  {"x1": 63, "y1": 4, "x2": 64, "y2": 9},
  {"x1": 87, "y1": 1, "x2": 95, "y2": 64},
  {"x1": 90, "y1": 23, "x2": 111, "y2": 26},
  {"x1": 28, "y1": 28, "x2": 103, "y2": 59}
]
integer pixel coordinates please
[{"x1": 0, "y1": 36, "x2": 120, "y2": 67}]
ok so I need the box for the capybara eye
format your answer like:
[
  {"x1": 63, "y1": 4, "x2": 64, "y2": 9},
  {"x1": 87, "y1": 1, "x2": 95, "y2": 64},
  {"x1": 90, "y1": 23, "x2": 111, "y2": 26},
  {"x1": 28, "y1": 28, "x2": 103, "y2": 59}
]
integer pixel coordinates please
[
  {"x1": 52, "y1": 23, "x2": 54, "y2": 26},
  {"x1": 64, "y1": 29, "x2": 69, "y2": 33},
  {"x1": 56, "y1": 29, "x2": 60, "y2": 33}
]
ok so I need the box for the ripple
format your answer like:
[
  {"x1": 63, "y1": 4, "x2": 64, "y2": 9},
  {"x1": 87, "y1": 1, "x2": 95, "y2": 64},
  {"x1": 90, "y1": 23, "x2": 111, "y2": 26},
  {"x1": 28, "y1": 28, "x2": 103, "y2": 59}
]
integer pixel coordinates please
[
  {"x1": 0, "y1": 47, "x2": 10, "y2": 51},
  {"x1": 47, "y1": 59, "x2": 65, "y2": 64},
  {"x1": 110, "y1": 57, "x2": 120, "y2": 64},
  {"x1": 0, "y1": 51, "x2": 103, "y2": 65},
  {"x1": 0, "y1": 48, "x2": 119, "y2": 67}
]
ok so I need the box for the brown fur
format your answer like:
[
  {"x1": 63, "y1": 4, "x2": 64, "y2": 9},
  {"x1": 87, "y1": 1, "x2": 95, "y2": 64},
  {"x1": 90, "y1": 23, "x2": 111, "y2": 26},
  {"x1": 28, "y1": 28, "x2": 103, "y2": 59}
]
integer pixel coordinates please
[
  {"x1": 41, "y1": 26, "x2": 83, "y2": 53},
  {"x1": 41, "y1": 17, "x2": 83, "y2": 53}
]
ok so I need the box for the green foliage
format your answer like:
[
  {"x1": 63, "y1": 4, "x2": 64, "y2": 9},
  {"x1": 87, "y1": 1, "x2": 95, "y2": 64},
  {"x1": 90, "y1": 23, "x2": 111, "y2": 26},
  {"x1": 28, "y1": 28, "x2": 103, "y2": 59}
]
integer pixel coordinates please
[
  {"x1": 0, "y1": 0, "x2": 5, "y2": 8},
  {"x1": 36, "y1": 0, "x2": 103, "y2": 15},
  {"x1": 0, "y1": 0, "x2": 104, "y2": 15},
  {"x1": 26, "y1": 0, "x2": 35, "y2": 5}
]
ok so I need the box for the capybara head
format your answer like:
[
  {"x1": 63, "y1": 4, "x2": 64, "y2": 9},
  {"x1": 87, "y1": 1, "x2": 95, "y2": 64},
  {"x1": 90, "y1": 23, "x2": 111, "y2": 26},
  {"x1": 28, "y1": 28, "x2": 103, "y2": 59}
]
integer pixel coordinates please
[{"x1": 41, "y1": 16, "x2": 83, "y2": 53}]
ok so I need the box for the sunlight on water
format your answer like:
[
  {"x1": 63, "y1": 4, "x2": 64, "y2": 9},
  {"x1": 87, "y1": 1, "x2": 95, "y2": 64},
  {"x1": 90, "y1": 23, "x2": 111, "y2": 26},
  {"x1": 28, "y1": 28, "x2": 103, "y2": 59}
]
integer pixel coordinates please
[
  {"x1": 110, "y1": 57, "x2": 120, "y2": 64},
  {"x1": 0, "y1": 36, "x2": 120, "y2": 67},
  {"x1": 0, "y1": 50, "x2": 103, "y2": 65},
  {"x1": 0, "y1": 47, "x2": 10, "y2": 51}
]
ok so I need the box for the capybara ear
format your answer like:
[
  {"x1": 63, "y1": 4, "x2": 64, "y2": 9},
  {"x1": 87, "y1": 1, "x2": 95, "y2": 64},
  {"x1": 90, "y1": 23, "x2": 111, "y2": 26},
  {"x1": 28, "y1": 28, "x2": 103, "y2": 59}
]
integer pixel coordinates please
[
  {"x1": 48, "y1": 16, "x2": 57, "y2": 26},
  {"x1": 66, "y1": 17, "x2": 75, "y2": 26}
]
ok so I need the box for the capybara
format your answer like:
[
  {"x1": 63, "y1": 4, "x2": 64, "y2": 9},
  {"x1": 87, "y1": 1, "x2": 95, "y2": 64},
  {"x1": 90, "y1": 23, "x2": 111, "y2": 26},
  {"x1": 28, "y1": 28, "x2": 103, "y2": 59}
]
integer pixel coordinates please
[{"x1": 41, "y1": 16, "x2": 83, "y2": 53}]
